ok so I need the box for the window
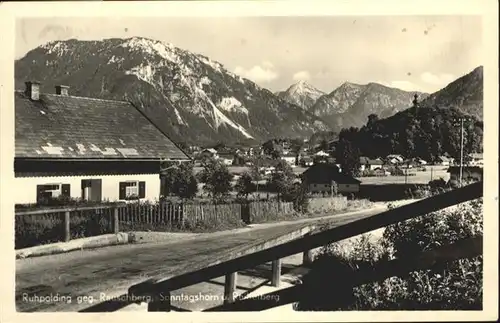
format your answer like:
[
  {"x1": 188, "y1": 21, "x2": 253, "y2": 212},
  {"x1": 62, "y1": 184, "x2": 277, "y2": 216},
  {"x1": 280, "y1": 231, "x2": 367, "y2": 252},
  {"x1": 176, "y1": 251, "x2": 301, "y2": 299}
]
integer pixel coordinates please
[
  {"x1": 36, "y1": 183, "x2": 70, "y2": 203},
  {"x1": 119, "y1": 181, "x2": 146, "y2": 200}
]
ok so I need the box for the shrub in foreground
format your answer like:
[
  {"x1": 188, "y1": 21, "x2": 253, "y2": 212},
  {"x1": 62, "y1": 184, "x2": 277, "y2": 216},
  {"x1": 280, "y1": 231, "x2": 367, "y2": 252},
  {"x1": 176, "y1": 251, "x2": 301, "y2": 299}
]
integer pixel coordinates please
[{"x1": 295, "y1": 198, "x2": 483, "y2": 310}]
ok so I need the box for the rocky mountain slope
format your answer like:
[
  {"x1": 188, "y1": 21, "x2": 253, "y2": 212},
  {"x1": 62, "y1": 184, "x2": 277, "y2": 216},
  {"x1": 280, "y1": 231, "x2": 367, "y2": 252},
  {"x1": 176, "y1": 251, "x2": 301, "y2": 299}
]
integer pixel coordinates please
[
  {"x1": 15, "y1": 37, "x2": 329, "y2": 146},
  {"x1": 276, "y1": 80, "x2": 325, "y2": 110},
  {"x1": 420, "y1": 66, "x2": 483, "y2": 120},
  {"x1": 310, "y1": 82, "x2": 429, "y2": 132}
]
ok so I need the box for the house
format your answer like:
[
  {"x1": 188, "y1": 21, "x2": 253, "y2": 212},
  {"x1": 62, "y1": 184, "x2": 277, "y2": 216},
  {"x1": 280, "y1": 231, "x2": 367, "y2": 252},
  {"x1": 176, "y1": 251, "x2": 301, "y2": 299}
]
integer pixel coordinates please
[
  {"x1": 200, "y1": 148, "x2": 218, "y2": 159},
  {"x1": 435, "y1": 156, "x2": 453, "y2": 166},
  {"x1": 372, "y1": 168, "x2": 390, "y2": 176},
  {"x1": 14, "y1": 82, "x2": 189, "y2": 204},
  {"x1": 413, "y1": 157, "x2": 427, "y2": 165},
  {"x1": 447, "y1": 166, "x2": 483, "y2": 185},
  {"x1": 386, "y1": 154, "x2": 404, "y2": 164},
  {"x1": 301, "y1": 163, "x2": 361, "y2": 194},
  {"x1": 469, "y1": 153, "x2": 484, "y2": 166},
  {"x1": 359, "y1": 157, "x2": 384, "y2": 171},
  {"x1": 218, "y1": 152, "x2": 235, "y2": 166},
  {"x1": 299, "y1": 156, "x2": 314, "y2": 167},
  {"x1": 314, "y1": 150, "x2": 329, "y2": 157},
  {"x1": 281, "y1": 154, "x2": 296, "y2": 166}
]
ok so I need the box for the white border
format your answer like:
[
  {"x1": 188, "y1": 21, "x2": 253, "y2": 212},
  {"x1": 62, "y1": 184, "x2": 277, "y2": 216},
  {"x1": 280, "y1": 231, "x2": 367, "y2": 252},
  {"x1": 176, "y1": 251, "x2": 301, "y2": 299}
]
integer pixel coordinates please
[{"x1": 1, "y1": 1, "x2": 498, "y2": 322}]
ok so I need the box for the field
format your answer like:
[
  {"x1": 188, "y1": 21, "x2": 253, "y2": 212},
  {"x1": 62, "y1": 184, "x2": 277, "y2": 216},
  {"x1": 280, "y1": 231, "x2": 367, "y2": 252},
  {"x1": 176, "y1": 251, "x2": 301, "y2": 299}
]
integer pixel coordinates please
[
  {"x1": 358, "y1": 165, "x2": 450, "y2": 185},
  {"x1": 194, "y1": 165, "x2": 450, "y2": 185}
]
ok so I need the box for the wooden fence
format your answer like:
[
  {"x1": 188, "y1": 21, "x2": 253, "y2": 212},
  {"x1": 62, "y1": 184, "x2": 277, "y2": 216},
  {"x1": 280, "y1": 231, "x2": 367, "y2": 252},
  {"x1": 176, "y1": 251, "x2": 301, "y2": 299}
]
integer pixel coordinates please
[
  {"x1": 15, "y1": 201, "x2": 295, "y2": 247},
  {"x1": 77, "y1": 181, "x2": 482, "y2": 312}
]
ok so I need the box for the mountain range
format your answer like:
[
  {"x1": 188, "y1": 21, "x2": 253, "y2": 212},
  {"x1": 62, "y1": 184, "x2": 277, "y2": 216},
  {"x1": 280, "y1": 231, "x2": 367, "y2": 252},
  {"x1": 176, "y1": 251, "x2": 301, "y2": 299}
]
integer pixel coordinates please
[
  {"x1": 14, "y1": 37, "x2": 329, "y2": 146},
  {"x1": 420, "y1": 66, "x2": 483, "y2": 119},
  {"x1": 14, "y1": 37, "x2": 483, "y2": 145},
  {"x1": 279, "y1": 81, "x2": 429, "y2": 132}
]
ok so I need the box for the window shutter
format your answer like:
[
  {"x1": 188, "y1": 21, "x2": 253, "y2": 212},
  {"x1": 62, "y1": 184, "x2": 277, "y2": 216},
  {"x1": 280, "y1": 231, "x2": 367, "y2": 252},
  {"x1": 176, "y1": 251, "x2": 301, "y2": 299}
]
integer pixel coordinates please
[
  {"x1": 36, "y1": 185, "x2": 44, "y2": 203},
  {"x1": 61, "y1": 184, "x2": 71, "y2": 197},
  {"x1": 119, "y1": 182, "x2": 126, "y2": 200},
  {"x1": 138, "y1": 181, "x2": 146, "y2": 199}
]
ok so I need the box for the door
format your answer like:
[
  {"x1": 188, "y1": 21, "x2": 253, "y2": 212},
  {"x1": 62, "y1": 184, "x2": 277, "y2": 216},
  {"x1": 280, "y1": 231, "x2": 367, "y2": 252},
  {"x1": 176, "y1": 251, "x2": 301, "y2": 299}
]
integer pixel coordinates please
[{"x1": 81, "y1": 179, "x2": 103, "y2": 202}]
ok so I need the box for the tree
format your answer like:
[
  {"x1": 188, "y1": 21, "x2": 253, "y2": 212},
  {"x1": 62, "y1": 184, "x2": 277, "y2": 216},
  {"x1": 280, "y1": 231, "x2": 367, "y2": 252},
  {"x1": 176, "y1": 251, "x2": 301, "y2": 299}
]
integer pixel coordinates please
[
  {"x1": 250, "y1": 156, "x2": 265, "y2": 196},
  {"x1": 262, "y1": 139, "x2": 283, "y2": 159},
  {"x1": 269, "y1": 160, "x2": 295, "y2": 201},
  {"x1": 235, "y1": 172, "x2": 254, "y2": 199},
  {"x1": 336, "y1": 138, "x2": 361, "y2": 177},
  {"x1": 173, "y1": 162, "x2": 198, "y2": 199},
  {"x1": 161, "y1": 162, "x2": 198, "y2": 199},
  {"x1": 290, "y1": 139, "x2": 304, "y2": 165},
  {"x1": 198, "y1": 158, "x2": 233, "y2": 202}
]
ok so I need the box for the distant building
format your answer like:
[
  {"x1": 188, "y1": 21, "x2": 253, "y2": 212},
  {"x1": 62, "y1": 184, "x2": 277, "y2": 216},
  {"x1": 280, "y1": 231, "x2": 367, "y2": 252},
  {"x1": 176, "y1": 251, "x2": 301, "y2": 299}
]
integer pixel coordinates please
[
  {"x1": 281, "y1": 154, "x2": 296, "y2": 165},
  {"x1": 14, "y1": 81, "x2": 189, "y2": 204},
  {"x1": 299, "y1": 156, "x2": 314, "y2": 167},
  {"x1": 469, "y1": 153, "x2": 484, "y2": 166},
  {"x1": 200, "y1": 148, "x2": 218, "y2": 159},
  {"x1": 447, "y1": 166, "x2": 483, "y2": 186},
  {"x1": 435, "y1": 156, "x2": 453, "y2": 166},
  {"x1": 359, "y1": 157, "x2": 384, "y2": 171},
  {"x1": 385, "y1": 154, "x2": 405, "y2": 165},
  {"x1": 301, "y1": 163, "x2": 361, "y2": 194},
  {"x1": 315, "y1": 150, "x2": 330, "y2": 157},
  {"x1": 218, "y1": 152, "x2": 235, "y2": 166}
]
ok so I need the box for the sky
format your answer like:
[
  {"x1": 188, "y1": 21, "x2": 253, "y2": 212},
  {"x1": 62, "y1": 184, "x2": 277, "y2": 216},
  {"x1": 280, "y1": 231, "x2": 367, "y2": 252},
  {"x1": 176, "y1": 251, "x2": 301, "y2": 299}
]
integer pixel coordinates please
[{"x1": 15, "y1": 16, "x2": 483, "y2": 94}]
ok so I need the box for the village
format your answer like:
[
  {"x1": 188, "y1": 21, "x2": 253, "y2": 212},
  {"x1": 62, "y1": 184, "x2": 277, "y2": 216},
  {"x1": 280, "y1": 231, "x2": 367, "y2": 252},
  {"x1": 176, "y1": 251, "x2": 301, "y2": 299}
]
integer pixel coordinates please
[{"x1": 14, "y1": 81, "x2": 483, "y2": 207}]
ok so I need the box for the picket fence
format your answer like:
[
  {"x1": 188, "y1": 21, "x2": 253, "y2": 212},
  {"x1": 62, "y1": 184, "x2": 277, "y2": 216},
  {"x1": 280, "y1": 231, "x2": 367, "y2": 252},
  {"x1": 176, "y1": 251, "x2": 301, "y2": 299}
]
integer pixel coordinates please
[{"x1": 15, "y1": 200, "x2": 295, "y2": 247}]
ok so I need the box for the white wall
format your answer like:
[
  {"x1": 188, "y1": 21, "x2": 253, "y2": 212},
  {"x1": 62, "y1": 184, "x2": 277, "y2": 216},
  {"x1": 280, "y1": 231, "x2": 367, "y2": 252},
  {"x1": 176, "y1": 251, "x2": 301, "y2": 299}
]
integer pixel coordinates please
[
  {"x1": 308, "y1": 183, "x2": 359, "y2": 194},
  {"x1": 308, "y1": 183, "x2": 331, "y2": 193},
  {"x1": 14, "y1": 174, "x2": 161, "y2": 204},
  {"x1": 338, "y1": 183, "x2": 360, "y2": 193}
]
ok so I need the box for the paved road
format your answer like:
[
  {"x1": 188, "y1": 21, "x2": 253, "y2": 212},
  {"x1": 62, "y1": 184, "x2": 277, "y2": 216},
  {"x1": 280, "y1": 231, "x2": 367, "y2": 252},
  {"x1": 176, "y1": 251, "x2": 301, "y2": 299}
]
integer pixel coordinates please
[{"x1": 16, "y1": 206, "x2": 389, "y2": 312}]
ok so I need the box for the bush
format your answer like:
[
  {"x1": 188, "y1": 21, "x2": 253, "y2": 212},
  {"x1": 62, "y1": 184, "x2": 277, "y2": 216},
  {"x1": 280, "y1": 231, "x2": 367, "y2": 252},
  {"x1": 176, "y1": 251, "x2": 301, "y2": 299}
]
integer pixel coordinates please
[
  {"x1": 295, "y1": 198, "x2": 483, "y2": 310},
  {"x1": 15, "y1": 209, "x2": 112, "y2": 249}
]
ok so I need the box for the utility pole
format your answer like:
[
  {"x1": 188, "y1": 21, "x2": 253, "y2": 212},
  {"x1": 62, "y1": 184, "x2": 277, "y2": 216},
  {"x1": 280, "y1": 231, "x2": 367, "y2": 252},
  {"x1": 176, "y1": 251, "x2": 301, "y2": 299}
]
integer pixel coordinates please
[
  {"x1": 459, "y1": 118, "x2": 465, "y2": 187},
  {"x1": 453, "y1": 116, "x2": 473, "y2": 187}
]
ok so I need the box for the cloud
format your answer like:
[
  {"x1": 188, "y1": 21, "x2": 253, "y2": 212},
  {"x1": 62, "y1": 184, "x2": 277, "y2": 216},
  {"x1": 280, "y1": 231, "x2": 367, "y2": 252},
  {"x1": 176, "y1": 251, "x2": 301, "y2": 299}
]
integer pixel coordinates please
[
  {"x1": 377, "y1": 80, "x2": 421, "y2": 92},
  {"x1": 234, "y1": 61, "x2": 279, "y2": 83},
  {"x1": 420, "y1": 72, "x2": 455, "y2": 86},
  {"x1": 292, "y1": 70, "x2": 311, "y2": 81}
]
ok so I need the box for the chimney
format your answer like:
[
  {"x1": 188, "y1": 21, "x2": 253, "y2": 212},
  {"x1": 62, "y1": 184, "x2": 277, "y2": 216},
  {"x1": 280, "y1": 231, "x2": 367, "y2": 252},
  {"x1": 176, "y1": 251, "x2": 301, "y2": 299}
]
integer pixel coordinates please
[
  {"x1": 25, "y1": 81, "x2": 41, "y2": 101},
  {"x1": 55, "y1": 85, "x2": 70, "y2": 96}
]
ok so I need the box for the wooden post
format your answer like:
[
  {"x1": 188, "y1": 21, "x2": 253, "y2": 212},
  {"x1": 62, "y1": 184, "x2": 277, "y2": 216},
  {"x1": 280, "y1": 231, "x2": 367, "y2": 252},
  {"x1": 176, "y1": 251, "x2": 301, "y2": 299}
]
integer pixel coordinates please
[
  {"x1": 113, "y1": 207, "x2": 119, "y2": 234},
  {"x1": 63, "y1": 211, "x2": 71, "y2": 242},
  {"x1": 271, "y1": 259, "x2": 282, "y2": 287},
  {"x1": 303, "y1": 249, "x2": 314, "y2": 266},
  {"x1": 147, "y1": 292, "x2": 171, "y2": 312},
  {"x1": 223, "y1": 272, "x2": 238, "y2": 304}
]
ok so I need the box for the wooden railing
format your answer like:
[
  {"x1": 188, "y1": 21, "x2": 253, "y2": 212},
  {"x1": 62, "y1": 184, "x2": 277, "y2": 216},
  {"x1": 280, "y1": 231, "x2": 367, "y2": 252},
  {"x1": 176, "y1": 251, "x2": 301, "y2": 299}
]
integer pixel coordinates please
[{"x1": 78, "y1": 181, "x2": 482, "y2": 312}]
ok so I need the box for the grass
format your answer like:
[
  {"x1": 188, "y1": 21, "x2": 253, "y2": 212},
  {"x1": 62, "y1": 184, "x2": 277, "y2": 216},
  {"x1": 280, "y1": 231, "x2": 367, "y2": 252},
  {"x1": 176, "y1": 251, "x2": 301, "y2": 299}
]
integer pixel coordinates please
[
  {"x1": 357, "y1": 166, "x2": 450, "y2": 185},
  {"x1": 15, "y1": 195, "x2": 377, "y2": 249},
  {"x1": 294, "y1": 198, "x2": 483, "y2": 311}
]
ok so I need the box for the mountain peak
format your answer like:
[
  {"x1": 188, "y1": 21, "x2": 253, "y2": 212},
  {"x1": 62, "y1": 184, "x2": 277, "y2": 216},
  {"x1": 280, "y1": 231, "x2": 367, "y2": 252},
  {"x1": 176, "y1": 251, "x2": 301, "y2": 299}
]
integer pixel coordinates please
[{"x1": 278, "y1": 80, "x2": 325, "y2": 110}]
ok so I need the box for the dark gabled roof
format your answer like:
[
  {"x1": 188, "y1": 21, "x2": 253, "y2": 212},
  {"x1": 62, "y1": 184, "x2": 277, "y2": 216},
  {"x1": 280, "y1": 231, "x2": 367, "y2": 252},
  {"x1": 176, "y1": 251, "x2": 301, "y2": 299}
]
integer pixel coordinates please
[
  {"x1": 302, "y1": 163, "x2": 361, "y2": 185},
  {"x1": 15, "y1": 91, "x2": 189, "y2": 160}
]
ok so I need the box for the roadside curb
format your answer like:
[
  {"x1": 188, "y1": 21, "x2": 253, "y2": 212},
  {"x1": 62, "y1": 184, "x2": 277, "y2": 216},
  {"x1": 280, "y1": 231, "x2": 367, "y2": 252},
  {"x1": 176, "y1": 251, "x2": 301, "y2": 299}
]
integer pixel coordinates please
[
  {"x1": 16, "y1": 232, "x2": 130, "y2": 259},
  {"x1": 16, "y1": 200, "x2": 417, "y2": 260}
]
